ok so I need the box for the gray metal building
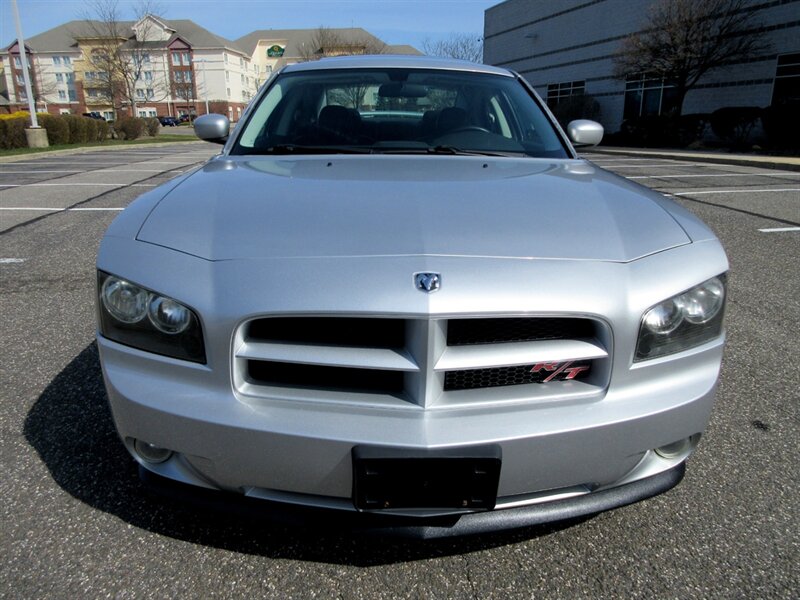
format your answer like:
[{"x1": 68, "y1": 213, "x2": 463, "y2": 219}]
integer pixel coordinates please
[{"x1": 483, "y1": 0, "x2": 800, "y2": 132}]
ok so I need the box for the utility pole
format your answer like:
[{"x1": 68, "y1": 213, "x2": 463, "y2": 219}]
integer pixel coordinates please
[{"x1": 11, "y1": 0, "x2": 47, "y2": 146}]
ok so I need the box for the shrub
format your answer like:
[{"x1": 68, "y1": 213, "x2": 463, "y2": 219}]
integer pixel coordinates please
[
  {"x1": 710, "y1": 107, "x2": 762, "y2": 148},
  {"x1": 616, "y1": 113, "x2": 711, "y2": 148},
  {"x1": 0, "y1": 116, "x2": 27, "y2": 149},
  {"x1": 114, "y1": 116, "x2": 145, "y2": 140},
  {"x1": 84, "y1": 118, "x2": 98, "y2": 143},
  {"x1": 38, "y1": 114, "x2": 70, "y2": 145},
  {"x1": 96, "y1": 119, "x2": 110, "y2": 141},
  {"x1": 144, "y1": 117, "x2": 160, "y2": 137},
  {"x1": 62, "y1": 114, "x2": 91, "y2": 144}
]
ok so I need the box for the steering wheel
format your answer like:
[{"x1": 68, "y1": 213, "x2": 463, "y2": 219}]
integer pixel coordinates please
[{"x1": 449, "y1": 126, "x2": 491, "y2": 134}]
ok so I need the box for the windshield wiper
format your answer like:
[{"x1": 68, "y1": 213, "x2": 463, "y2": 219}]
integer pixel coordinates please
[
  {"x1": 427, "y1": 145, "x2": 523, "y2": 157},
  {"x1": 251, "y1": 144, "x2": 371, "y2": 155},
  {"x1": 371, "y1": 145, "x2": 520, "y2": 157}
]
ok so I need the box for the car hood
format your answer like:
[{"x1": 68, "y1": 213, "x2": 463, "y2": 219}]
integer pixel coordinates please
[{"x1": 136, "y1": 155, "x2": 690, "y2": 262}]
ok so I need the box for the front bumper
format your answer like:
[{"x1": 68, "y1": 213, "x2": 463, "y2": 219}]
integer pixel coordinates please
[
  {"x1": 99, "y1": 326, "x2": 721, "y2": 532},
  {"x1": 140, "y1": 462, "x2": 686, "y2": 539}
]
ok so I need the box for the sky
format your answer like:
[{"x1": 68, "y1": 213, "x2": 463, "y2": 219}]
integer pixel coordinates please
[{"x1": 0, "y1": 0, "x2": 500, "y2": 52}]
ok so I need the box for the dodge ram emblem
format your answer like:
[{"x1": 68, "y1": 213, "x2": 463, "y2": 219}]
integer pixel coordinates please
[{"x1": 414, "y1": 272, "x2": 441, "y2": 293}]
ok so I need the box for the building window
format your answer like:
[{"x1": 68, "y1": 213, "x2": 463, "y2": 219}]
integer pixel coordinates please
[
  {"x1": 240, "y1": 73, "x2": 245, "y2": 84},
  {"x1": 144, "y1": 71, "x2": 153, "y2": 82},
  {"x1": 136, "y1": 89, "x2": 145, "y2": 99},
  {"x1": 142, "y1": 53, "x2": 150, "y2": 63},
  {"x1": 68, "y1": 89, "x2": 76, "y2": 101},
  {"x1": 224, "y1": 53, "x2": 228, "y2": 63},
  {"x1": 239, "y1": 57, "x2": 243, "y2": 66},
  {"x1": 225, "y1": 72, "x2": 230, "y2": 82},
  {"x1": 58, "y1": 90, "x2": 67, "y2": 100},
  {"x1": 16, "y1": 75, "x2": 24, "y2": 85},
  {"x1": 546, "y1": 81, "x2": 585, "y2": 108},
  {"x1": 14, "y1": 56, "x2": 21, "y2": 67},
  {"x1": 65, "y1": 72, "x2": 74, "y2": 83},
  {"x1": 56, "y1": 73, "x2": 64, "y2": 83},
  {"x1": 103, "y1": 111, "x2": 113, "y2": 120},
  {"x1": 63, "y1": 56, "x2": 71, "y2": 65},
  {"x1": 184, "y1": 71, "x2": 192, "y2": 82},
  {"x1": 146, "y1": 88, "x2": 154, "y2": 99},
  {"x1": 172, "y1": 52, "x2": 181, "y2": 65},
  {"x1": 624, "y1": 74, "x2": 679, "y2": 119},
  {"x1": 772, "y1": 53, "x2": 800, "y2": 105},
  {"x1": 53, "y1": 56, "x2": 61, "y2": 65},
  {"x1": 226, "y1": 87, "x2": 231, "y2": 98},
  {"x1": 19, "y1": 90, "x2": 27, "y2": 100},
  {"x1": 182, "y1": 52, "x2": 191, "y2": 65}
]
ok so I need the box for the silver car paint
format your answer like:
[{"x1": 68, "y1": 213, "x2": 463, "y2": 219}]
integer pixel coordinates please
[{"x1": 97, "y1": 56, "x2": 729, "y2": 520}]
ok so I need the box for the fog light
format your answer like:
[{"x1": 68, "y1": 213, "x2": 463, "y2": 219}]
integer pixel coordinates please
[
  {"x1": 654, "y1": 436, "x2": 696, "y2": 459},
  {"x1": 133, "y1": 439, "x2": 173, "y2": 464}
]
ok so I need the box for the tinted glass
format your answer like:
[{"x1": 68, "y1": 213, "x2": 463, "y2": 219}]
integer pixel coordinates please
[{"x1": 232, "y1": 68, "x2": 568, "y2": 158}]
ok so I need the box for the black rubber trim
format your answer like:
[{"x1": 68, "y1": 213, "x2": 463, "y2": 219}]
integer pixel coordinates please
[{"x1": 139, "y1": 462, "x2": 685, "y2": 539}]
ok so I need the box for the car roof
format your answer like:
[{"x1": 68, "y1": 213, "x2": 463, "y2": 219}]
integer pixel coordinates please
[{"x1": 281, "y1": 55, "x2": 515, "y2": 77}]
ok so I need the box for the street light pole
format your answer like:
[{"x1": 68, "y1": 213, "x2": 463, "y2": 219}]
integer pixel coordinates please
[{"x1": 11, "y1": 0, "x2": 38, "y2": 128}]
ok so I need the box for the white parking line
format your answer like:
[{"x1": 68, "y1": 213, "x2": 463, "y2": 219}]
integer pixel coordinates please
[
  {"x1": 0, "y1": 207, "x2": 124, "y2": 212},
  {"x1": 758, "y1": 227, "x2": 800, "y2": 232},
  {"x1": 627, "y1": 173, "x2": 800, "y2": 179},
  {"x1": 0, "y1": 169, "x2": 182, "y2": 174},
  {"x1": 0, "y1": 183, "x2": 156, "y2": 188},
  {"x1": 0, "y1": 258, "x2": 26, "y2": 263},
  {"x1": 599, "y1": 163, "x2": 701, "y2": 168},
  {"x1": 673, "y1": 188, "x2": 800, "y2": 195}
]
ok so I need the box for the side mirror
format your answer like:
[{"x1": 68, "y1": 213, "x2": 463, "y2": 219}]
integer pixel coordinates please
[
  {"x1": 194, "y1": 114, "x2": 230, "y2": 144},
  {"x1": 566, "y1": 119, "x2": 604, "y2": 147}
]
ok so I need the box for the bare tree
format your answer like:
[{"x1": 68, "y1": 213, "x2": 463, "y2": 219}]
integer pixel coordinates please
[
  {"x1": 298, "y1": 26, "x2": 387, "y2": 62},
  {"x1": 422, "y1": 34, "x2": 483, "y2": 63},
  {"x1": 79, "y1": 0, "x2": 168, "y2": 116},
  {"x1": 613, "y1": 0, "x2": 769, "y2": 116}
]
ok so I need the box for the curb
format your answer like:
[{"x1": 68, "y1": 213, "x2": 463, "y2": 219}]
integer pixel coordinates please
[
  {"x1": 0, "y1": 139, "x2": 208, "y2": 164},
  {"x1": 589, "y1": 147, "x2": 800, "y2": 173}
]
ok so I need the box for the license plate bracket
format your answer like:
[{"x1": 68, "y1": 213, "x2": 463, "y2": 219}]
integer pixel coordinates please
[{"x1": 352, "y1": 445, "x2": 501, "y2": 511}]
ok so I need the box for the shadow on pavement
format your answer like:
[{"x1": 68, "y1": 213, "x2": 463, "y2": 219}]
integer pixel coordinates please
[{"x1": 24, "y1": 343, "x2": 585, "y2": 565}]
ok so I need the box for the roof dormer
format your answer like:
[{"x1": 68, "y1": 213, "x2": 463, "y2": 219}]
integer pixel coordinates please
[{"x1": 132, "y1": 15, "x2": 175, "y2": 43}]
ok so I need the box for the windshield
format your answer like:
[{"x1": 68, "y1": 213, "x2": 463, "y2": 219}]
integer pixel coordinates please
[{"x1": 231, "y1": 68, "x2": 569, "y2": 158}]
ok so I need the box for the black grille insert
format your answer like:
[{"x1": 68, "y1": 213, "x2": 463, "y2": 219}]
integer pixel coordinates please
[
  {"x1": 447, "y1": 318, "x2": 594, "y2": 346},
  {"x1": 248, "y1": 317, "x2": 405, "y2": 348},
  {"x1": 444, "y1": 361, "x2": 592, "y2": 391},
  {"x1": 248, "y1": 360, "x2": 404, "y2": 394}
]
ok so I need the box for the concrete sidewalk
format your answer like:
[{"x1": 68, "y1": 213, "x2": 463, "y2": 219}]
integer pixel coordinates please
[{"x1": 591, "y1": 146, "x2": 800, "y2": 172}]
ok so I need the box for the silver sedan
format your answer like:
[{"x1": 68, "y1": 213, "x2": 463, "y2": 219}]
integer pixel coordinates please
[{"x1": 96, "y1": 56, "x2": 728, "y2": 537}]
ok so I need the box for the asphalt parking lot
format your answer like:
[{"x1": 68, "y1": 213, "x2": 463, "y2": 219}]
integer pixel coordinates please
[{"x1": 1, "y1": 143, "x2": 797, "y2": 598}]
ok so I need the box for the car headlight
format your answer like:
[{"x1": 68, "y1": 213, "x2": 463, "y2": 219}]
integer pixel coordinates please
[
  {"x1": 97, "y1": 271, "x2": 206, "y2": 363},
  {"x1": 635, "y1": 274, "x2": 726, "y2": 361}
]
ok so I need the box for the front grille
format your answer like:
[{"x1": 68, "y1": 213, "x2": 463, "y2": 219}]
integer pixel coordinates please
[
  {"x1": 248, "y1": 317, "x2": 404, "y2": 348},
  {"x1": 248, "y1": 361, "x2": 404, "y2": 394},
  {"x1": 235, "y1": 316, "x2": 609, "y2": 407},
  {"x1": 444, "y1": 361, "x2": 592, "y2": 391},
  {"x1": 447, "y1": 317, "x2": 593, "y2": 346}
]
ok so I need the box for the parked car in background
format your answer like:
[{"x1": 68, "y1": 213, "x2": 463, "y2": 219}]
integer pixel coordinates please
[
  {"x1": 97, "y1": 56, "x2": 728, "y2": 538},
  {"x1": 82, "y1": 111, "x2": 105, "y2": 120},
  {"x1": 159, "y1": 116, "x2": 180, "y2": 127},
  {"x1": 179, "y1": 114, "x2": 196, "y2": 123}
]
